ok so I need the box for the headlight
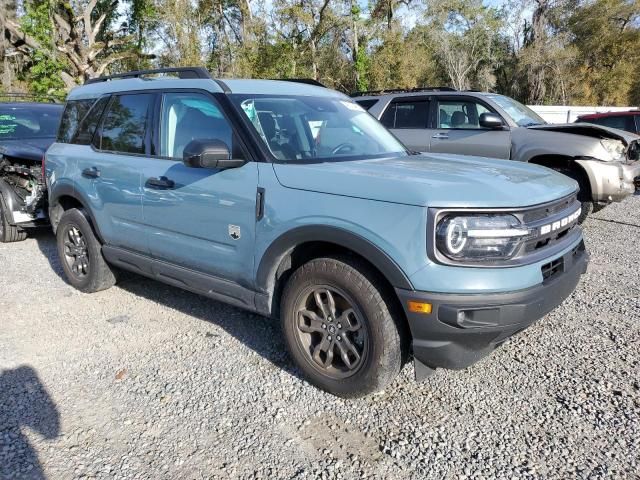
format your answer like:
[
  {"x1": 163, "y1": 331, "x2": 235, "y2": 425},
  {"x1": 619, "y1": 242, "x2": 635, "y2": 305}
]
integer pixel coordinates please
[
  {"x1": 436, "y1": 214, "x2": 530, "y2": 261},
  {"x1": 600, "y1": 139, "x2": 626, "y2": 162}
]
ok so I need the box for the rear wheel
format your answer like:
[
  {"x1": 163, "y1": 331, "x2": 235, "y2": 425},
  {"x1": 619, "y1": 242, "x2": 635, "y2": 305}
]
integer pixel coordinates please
[
  {"x1": 0, "y1": 194, "x2": 27, "y2": 243},
  {"x1": 56, "y1": 208, "x2": 116, "y2": 293},
  {"x1": 281, "y1": 256, "x2": 403, "y2": 397}
]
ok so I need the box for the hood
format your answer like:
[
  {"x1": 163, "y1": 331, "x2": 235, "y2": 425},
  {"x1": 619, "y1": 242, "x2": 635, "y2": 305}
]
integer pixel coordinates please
[
  {"x1": 0, "y1": 137, "x2": 53, "y2": 163},
  {"x1": 273, "y1": 154, "x2": 578, "y2": 208},
  {"x1": 528, "y1": 123, "x2": 640, "y2": 145}
]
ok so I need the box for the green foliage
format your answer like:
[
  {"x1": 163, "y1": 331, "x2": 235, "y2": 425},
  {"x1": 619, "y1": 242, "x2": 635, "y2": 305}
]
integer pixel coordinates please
[{"x1": 20, "y1": 0, "x2": 66, "y2": 99}]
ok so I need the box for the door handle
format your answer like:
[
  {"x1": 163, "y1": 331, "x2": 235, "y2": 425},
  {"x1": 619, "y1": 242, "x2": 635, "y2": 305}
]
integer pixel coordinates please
[
  {"x1": 82, "y1": 167, "x2": 101, "y2": 178},
  {"x1": 145, "y1": 176, "x2": 175, "y2": 190},
  {"x1": 431, "y1": 133, "x2": 449, "y2": 139}
]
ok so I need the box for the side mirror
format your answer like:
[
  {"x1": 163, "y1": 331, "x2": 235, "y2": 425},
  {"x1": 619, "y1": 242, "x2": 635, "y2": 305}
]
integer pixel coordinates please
[
  {"x1": 182, "y1": 139, "x2": 245, "y2": 169},
  {"x1": 479, "y1": 113, "x2": 505, "y2": 129}
]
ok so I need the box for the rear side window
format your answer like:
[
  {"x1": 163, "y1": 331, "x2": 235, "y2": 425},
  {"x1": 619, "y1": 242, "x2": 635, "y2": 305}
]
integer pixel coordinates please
[
  {"x1": 355, "y1": 99, "x2": 378, "y2": 111},
  {"x1": 58, "y1": 100, "x2": 95, "y2": 143},
  {"x1": 380, "y1": 100, "x2": 429, "y2": 129},
  {"x1": 96, "y1": 94, "x2": 153, "y2": 154}
]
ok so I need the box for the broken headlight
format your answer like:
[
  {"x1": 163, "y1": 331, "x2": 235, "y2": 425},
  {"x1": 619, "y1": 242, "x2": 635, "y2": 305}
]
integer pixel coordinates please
[{"x1": 600, "y1": 139, "x2": 626, "y2": 162}]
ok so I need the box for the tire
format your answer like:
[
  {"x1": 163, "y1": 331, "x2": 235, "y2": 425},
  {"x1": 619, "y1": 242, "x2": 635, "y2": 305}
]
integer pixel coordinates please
[
  {"x1": 56, "y1": 208, "x2": 116, "y2": 293},
  {"x1": 556, "y1": 167, "x2": 593, "y2": 223},
  {"x1": 281, "y1": 256, "x2": 403, "y2": 398},
  {"x1": 0, "y1": 194, "x2": 28, "y2": 243}
]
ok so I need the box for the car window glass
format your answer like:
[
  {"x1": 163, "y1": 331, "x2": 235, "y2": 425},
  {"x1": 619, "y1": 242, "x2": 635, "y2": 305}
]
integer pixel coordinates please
[
  {"x1": 354, "y1": 99, "x2": 378, "y2": 111},
  {"x1": 635, "y1": 115, "x2": 640, "y2": 133},
  {"x1": 97, "y1": 94, "x2": 152, "y2": 154},
  {"x1": 380, "y1": 103, "x2": 396, "y2": 128},
  {"x1": 437, "y1": 100, "x2": 490, "y2": 129},
  {"x1": 597, "y1": 116, "x2": 630, "y2": 131},
  {"x1": 72, "y1": 97, "x2": 109, "y2": 145},
  {"x1": 58, "y1": 100, "x2": 94, "y2": 143},
  {"x1": 160, "y1": 92, "x2": 233, "y2": 159},
  {"x1": 393, "y1": 101, "x2": 429, "y2": 128}
]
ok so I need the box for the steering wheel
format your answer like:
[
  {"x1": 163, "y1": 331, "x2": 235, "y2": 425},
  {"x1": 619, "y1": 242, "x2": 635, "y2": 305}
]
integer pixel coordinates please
[{"x1": 331, "y1": 143, "x2": 356, "y2": 155}]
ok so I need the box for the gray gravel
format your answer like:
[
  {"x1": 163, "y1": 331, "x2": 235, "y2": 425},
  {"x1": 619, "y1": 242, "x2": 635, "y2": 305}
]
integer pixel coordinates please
[{"x1": 1, "y1": 196, "x2": 639, "y2": 479}]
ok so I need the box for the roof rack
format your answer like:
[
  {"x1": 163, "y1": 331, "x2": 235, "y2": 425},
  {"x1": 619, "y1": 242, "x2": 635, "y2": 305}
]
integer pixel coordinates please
[
  {"x1": 0, "y1": 93, "x2": 60, "y2": 103},
  {"x1": 85, "y1": 67, "x2": 212, "y2": 85},
  {"x1": 276, "y1": 78, "x2": 326, "y2": 88},
  {"x1": 350, "y1": 86, "x2": 457, "y2": 97}
]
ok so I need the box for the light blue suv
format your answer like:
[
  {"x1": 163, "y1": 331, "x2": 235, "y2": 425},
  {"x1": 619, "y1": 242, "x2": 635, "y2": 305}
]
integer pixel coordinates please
[{"x1": 45, "y1": 67, "x2": 588, "y2": 397}]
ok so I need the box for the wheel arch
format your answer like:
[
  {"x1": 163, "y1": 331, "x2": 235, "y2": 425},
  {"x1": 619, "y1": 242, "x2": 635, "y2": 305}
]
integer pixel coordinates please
[
  {"x1": 49, "y1": 183, "x2": 104, "y2": 241},
  {"x1": 528, "y1": 154, "x2": 594, "y2": 201},
  {"x1": 255, "y1": 226, "x2": 413, "y2": 318}
]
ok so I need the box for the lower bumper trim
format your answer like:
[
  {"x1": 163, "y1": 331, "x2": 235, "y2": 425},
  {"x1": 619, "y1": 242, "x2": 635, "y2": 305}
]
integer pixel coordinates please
[{"x1": 397, "y1": 243, "x2": 588, "y2": 372}]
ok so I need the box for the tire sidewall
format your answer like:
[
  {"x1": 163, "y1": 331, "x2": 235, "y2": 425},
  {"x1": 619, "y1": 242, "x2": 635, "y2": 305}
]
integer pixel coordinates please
[
  {"x1": 281, "y1": 258, "x2": 399, "y2": 397},
  {"x1": 56, "y1": 209, "x2": 103, "y2": 291}
]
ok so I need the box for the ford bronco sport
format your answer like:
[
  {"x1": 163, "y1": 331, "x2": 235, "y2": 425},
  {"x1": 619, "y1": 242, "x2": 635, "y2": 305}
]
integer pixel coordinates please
[
  {"x1": 46, "y1": 68, "x2": 588, "y2": 397},
  {"x1": 354, "y1": 89, "x2": 640, "y2": 223}
]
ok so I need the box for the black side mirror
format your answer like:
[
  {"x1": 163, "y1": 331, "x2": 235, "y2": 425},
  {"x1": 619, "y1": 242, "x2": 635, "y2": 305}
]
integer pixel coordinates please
[
  {"x1": 479, "y1": 113, "x2": 505, "y2": 129},
  {"x1": 182, "y1": 139, "x2": 245, "y2": 169}
]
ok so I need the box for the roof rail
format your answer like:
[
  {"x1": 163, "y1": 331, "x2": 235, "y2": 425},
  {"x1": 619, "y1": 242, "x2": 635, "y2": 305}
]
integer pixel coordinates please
[
  {"x1": 350, "y1": 86, "x2": 457, "y2": 97},
  {"x1": 85, "y1": 67, "x2": 211, "y2": 85},
  {"x1": 0, "y1": 93, "x2": 60, "y2": 103},
  {"x1": 276, "y1": 78, "x2": 326, "y2": 88}
]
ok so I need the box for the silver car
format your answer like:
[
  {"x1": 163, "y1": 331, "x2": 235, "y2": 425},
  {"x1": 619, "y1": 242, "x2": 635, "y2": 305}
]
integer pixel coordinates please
[{"x1": 354, "y1": 89, "x2": 640, "y2": 221}]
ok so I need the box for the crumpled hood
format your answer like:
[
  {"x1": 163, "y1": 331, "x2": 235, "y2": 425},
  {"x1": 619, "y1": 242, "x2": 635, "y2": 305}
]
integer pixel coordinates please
[
  {"x1": 273, "y1": 153, "x2": 578, "y2": 208},
  {"x1": 0, "y1": 138, "x2": 53, "y2": 163},
  {"x1": 528, "y1": 123, "x2": 640, "y2": 145}
]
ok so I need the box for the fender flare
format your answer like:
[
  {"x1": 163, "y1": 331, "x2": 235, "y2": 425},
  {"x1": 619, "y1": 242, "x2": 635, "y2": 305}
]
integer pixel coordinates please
[
  {"x1": 49, "y1": 182, "x2": 104, "y2": 241},
  {"x1": 255, "y1": 225, "x2": 414, "y2": 295}
]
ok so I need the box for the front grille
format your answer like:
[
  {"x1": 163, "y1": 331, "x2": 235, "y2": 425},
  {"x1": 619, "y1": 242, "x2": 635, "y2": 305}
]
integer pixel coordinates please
[{"x1": 521, "y1": 193, "x2": 577, "y2": 223}]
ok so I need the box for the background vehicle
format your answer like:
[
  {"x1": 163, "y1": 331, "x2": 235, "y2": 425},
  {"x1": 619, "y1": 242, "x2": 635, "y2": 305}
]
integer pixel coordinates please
[
  {"x1": 46, "y1": 68, "x2": 587, "y2": 397},
  {"x1": 0, "y1": 94, "x2": 63, "y2": 242},
  {"x1": 576, "y1": 110, "x2": 640, "y2": 135},
  {"x1": 354, "y1": 89, "x2": 640, "y2": 222}
]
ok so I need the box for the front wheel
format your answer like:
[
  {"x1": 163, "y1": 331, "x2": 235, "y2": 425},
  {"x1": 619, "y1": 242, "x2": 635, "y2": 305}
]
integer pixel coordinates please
[
  {"x1": 0, "y1": 194, "x2": 28, "y2": 243},
  {"x1": 281, "y1": 256, "x2": 403, "y2": 397}
]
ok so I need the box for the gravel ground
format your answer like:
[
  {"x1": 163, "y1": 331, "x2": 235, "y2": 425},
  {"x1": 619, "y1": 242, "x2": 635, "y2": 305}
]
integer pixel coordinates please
[{"x1": 1, "y1": 196, "x2": 639, "y2": 480}]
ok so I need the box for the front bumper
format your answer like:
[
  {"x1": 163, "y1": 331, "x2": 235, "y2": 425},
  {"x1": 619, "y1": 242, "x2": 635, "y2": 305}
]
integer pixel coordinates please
[
  {"x1": 577, "y1": 159, "x2": 640, "y2": 203},
  {"x1": 397, "y1": 241, "x2": 588, "y2": 376}
]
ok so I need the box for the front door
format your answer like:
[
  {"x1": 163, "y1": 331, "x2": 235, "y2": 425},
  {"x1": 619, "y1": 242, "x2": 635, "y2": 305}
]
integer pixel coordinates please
[
  {"x1": 140, "y1": 91, "x2": 258, "y2": 286},
  {"x1": 428, "y1": 96, "x2": 511, "y2": 159}
]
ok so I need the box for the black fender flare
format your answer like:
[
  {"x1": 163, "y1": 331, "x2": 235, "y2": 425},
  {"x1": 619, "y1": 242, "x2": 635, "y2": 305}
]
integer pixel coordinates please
[
  {"x1": 49, "y1": 183, "x2": 104, "y2": 241},
  {"x1": 255, "y1": 225, "x2": 414, "y2": 295}
]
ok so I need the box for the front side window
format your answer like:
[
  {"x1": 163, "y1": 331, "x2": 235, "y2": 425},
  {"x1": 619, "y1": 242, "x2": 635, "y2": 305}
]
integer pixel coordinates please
[
  {"x1": 97, "y1": 94, "x2": 152, "y2": 154},
  {"x1": 231, "y1": 95, "x2": 408, "y2": 162},
  {"x1": 380, "y1": 100, "x2": 429, "y2": 129},
  {"x1": 437, "y1": 100, "x2": 491, "y2": 129},
  {"x1": 0, "y1": 105, "x2": 62, "y2": 141},
  {"x1": 486, "y1": 94, "x2": 546, "y2": 127},
  {"x1": 72, "y1": 97, "x2": 109, "y2": 145},
  {"x1": 160, "y1": 92, "x2": 234, "y2": 159}
]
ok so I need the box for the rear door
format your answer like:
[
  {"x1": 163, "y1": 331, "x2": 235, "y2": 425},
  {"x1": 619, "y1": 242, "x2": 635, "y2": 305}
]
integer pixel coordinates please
[
  {"x1": 379, "y1": 96, "x2": 431, "y2": 152},
  {"x1": 429, "y1": 96, "x2": 511, "y2": 159},
  {"x1": 75, "y1": 93, "x2": 152, "y2": 253}
]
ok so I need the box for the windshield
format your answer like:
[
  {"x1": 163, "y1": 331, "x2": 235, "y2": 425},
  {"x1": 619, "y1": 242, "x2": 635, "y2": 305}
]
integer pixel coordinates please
[
  {"x1": 487, "y1": 95, "x2": 546, "y2": 127},
  {"x1": 230, "y1": 94, "x2": 408, "y2": 161},
  {"x1": 0, "y1": 106, "x2": 62, "y2": 140}
]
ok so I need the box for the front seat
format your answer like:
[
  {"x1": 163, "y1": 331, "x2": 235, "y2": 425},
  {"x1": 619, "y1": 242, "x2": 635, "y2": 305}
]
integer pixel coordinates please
[{"x1": 450, "y1": 111, "x2": 467, "y2": 128}]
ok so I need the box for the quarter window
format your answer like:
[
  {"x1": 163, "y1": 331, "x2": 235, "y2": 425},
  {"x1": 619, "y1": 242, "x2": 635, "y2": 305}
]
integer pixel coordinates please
[
  {"x1": 58, "y1": 100, "x2": 94, "y2": 143},
  {"x1": 159, "y1": 92, "x2": 234, "y2": 159},
  {"x1": 97, "y1": 94, "x2": 152, "y2": 154},
  {"x1": 437, "y1": 100, "x2": 492, "y2": 129}
]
